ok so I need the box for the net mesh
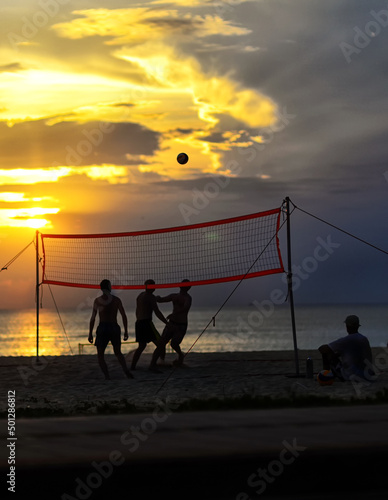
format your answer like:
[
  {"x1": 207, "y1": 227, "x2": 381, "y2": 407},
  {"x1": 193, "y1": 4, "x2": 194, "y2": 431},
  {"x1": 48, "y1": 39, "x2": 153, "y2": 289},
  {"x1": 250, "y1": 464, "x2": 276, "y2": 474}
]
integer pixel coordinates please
[{"x1": 41, "y1": 208, "x2": 284, "y2": 289}]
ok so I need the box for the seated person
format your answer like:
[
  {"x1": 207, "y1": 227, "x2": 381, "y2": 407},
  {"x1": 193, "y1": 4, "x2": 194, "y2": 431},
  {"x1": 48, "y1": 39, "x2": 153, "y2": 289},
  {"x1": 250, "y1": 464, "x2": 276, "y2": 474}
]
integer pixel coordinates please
[{"x1": 318, "y1": 315, "x2": 375, "y2": 381}]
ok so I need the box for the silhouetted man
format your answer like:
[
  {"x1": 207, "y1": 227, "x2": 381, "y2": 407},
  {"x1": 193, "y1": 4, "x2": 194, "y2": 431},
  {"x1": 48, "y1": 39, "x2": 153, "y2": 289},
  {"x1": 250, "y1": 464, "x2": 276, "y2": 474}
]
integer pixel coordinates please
[
  {"x1": 149, "y1": 279, "x2": 192, "y2": 371},
  {"x1": 131, "y1": 279, "x2": 168, "y2": 370},
  {"x1": 89, "y1": 279, "x2": 133, "y2": 380}
]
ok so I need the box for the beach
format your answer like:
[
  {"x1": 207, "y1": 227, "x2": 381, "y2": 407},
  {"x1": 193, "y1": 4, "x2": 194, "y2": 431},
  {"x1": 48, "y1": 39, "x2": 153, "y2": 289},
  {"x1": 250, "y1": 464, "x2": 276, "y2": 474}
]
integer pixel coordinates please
[
  {"x1": 1, "y1": 348, "x2": 388, "y2": 499},
  {"x1": 1, "y1": 347, "x2": 387, "y2": 416}
]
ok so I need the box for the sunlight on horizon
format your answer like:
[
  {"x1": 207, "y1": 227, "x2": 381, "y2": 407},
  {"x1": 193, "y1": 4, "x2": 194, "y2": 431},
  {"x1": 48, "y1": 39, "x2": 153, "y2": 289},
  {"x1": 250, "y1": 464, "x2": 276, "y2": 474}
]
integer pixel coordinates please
[
  {"x1": 0, "y1": 168, "x2": 71, "y2": 185},
  {"x1": 0, "y1": 207, "x2": 60, "y2": 229},
  {"x1": 0, "y1": 166, "x2": 130, "y2": 186},
  {"x1": 0, "y1": 167, "x2": 131, "y2": 228}
]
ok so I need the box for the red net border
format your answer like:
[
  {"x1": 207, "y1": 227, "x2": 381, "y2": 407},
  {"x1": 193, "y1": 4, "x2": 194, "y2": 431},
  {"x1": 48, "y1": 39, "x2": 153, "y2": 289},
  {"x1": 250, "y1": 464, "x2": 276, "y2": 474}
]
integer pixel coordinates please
[{"x1": 40, "y1": 208, "x2": 284, "y2": 289}]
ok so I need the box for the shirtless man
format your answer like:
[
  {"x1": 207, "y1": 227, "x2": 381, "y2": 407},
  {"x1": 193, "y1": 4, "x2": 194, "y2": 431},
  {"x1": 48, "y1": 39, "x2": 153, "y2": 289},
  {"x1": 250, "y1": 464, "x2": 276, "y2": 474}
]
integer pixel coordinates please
[
  {"x1": 131, "y1": 279, "x2": 168, "y2": 370},
  {"x1": 149, "y1": 279, "x2": 192, "y2": 371},
  {"x1": 88, "y1": 279, "x2": 133, "y2": 380}
]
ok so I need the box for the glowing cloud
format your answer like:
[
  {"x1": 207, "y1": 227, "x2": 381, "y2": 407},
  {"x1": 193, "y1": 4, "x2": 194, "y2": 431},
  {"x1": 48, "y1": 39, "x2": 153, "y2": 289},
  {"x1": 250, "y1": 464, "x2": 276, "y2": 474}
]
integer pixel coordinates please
[
  {"x1": 0, "y1": 69, "x2": 130, "y2": 121},
  {"x1": 1, "y1": 5, "x2": 279, "y2": 186},
  {"x1": 0, "y1": 168, "x2": 71, "y2": 185},
  {"x1": 52, "y1": 8, "x2": 250, "y2": 45},
  {"x1": 117, "y1": 44, "x2": 276, "y2": 128},
  {"x1": 0, "y1": 207, "x2": 60, "y2": 229},
  {"x1": 0, "y1": 192, "x2": 55, "y2": 203},
  {"x1": 1, "y1": 6, "x2": 278, "y2": 182},
  {"x1": 0, "y1": 193, "x2": 28, "y2": 203},
  {"x1": 0, "y1": 167, "x2": 128, "y2": 186}
]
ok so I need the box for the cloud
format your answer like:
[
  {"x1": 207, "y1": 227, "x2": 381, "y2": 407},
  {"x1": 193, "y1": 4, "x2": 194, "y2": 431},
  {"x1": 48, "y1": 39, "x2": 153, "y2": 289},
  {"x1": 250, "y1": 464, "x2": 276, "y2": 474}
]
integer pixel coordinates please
[
  {"x1": 115, "y1": 41, "x2": 277, "y2": 130},
  {"x1": 0, "y1": 62, "x2": 24, "y2": 72},
  {"x1": 148, "y1": 0, "x2": 217, "y2": 6},
  {"x1": 0, "y1": 206, "x2": 60, "y2": 229},
  {"x1": 51, "y1": 8, "x2": 251, "y2": 45},
  {"x1": 0, "y1": 119, "x2": 160, "y2": 169}
]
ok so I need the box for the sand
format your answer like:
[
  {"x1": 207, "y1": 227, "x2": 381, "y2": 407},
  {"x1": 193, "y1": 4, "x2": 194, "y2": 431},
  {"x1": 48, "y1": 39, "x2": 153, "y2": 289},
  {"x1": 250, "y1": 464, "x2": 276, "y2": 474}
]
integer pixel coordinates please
[
  {"x1": 1, "y1": 347, "x2": 388, "y2": 499},
  {"x1": 1, "y1": 346, "x2": 387, "y2": 416}
]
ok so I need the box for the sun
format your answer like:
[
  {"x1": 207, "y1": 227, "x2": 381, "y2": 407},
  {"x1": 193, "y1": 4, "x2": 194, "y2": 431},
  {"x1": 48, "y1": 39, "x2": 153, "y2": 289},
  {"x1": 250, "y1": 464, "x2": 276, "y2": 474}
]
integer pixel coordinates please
[{"x1": 24, "y1": 218, "x2": 52, "y2": 229}]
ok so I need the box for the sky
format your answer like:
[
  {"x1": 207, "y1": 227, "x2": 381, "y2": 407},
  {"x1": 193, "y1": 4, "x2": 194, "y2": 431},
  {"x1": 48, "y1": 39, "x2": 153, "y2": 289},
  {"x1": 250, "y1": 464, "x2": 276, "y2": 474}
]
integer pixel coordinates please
[{"x1": 1, "y1": 0, "x2": 388, "y2": 311}]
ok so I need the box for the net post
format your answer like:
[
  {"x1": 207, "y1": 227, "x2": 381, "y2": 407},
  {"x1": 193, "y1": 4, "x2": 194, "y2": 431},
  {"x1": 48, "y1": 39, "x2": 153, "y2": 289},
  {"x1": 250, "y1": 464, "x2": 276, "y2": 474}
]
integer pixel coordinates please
[
  {"x1": 36, "y1": 230, "x2": 40, "y2": 364},
  {"x1": 285, "y1": 197, "x2": 300, "y2": 376}
]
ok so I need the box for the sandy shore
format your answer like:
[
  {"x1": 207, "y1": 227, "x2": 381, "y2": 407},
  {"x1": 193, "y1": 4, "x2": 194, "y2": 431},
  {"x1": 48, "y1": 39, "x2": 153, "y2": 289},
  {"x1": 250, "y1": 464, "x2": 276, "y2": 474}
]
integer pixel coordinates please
[
  {"x1": 1, "y1": 346, "x2": 387, "y2": 416},
  {"x1": 1, "y1": 348, "x2": 388, "y2": 499}
]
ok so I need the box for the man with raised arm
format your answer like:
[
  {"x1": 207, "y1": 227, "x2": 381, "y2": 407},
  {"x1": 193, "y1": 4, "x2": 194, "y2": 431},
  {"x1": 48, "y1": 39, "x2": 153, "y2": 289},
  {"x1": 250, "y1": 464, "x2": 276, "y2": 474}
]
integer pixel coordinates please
[
  {"x1": 149, "y1": 279, "x2": 192, "y2": 371},
  {"x1": 131, "y1": 279, "x2": 168, "y2": 370},
  {"x1": 88, "y1": 279, "x2": 133, "y2": 380}
]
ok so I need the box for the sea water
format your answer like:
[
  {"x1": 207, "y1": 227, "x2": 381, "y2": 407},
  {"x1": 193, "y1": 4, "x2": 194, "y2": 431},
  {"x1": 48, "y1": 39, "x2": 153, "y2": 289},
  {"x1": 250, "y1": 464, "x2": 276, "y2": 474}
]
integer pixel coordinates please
[{"x1": 0, "y1": 304, "x2": 386, "y2": 357}]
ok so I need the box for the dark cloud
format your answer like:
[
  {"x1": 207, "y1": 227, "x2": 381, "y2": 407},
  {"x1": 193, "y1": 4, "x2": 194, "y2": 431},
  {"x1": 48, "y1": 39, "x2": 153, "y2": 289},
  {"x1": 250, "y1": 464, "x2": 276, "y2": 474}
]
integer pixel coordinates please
[
  {"x1": 0, "y1": 62, "x2": 24, "y2": 72},
  {"x1": 0, "y1": 119, "x2": 160, "y2": 168},
  {"x1": 189, "y1": 0, "x2": 388, "y2": 189},
  {"x1": 109, "y1": 102, "x2": 135, "y2": 108},
  {"x1": 199, "y1": 131, "x2": 227, "y2": 143},
  {"x1": 171, "y1": 128, "x2": 195, "y2": 135},
  {"x1": 146, "y1": 17, "x2": 196, "y2": 32}
]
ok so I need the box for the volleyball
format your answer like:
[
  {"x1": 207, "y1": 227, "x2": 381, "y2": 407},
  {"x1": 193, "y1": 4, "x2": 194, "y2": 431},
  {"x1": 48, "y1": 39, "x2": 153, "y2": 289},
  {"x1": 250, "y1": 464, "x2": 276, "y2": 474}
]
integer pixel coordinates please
[
  {"x1": 177, "y1": 152, "x2": 189, "y2": 164},
  {"x1": 317, "y1": 370, "x2": 335, "y2": 386}
]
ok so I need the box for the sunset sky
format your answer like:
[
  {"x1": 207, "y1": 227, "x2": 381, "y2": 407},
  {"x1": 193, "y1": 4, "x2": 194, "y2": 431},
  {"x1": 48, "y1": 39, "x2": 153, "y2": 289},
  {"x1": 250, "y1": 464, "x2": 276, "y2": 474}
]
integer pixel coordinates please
[{"x1": 1, "y1": 0, "x2": 388, "y2": 310}]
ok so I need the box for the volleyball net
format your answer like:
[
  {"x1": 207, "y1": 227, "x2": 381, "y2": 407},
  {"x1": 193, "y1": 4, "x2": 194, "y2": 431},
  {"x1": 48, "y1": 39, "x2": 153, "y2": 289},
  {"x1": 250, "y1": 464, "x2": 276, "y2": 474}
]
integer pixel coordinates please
[{"x1": 40, "y1": 208, "x2": 284, "y2": 289}]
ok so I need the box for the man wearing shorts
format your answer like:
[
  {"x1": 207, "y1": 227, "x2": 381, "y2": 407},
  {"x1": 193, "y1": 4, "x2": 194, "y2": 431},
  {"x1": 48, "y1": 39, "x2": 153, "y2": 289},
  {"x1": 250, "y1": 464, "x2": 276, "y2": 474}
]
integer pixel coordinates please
[
  {"x1": 149, "y1": 279, "x2": 192, "y2": 371},
  {"x1": 88, "y1": 279, "x2": 133, "y2": 380},
  {"x1": 131, "y1": 279, "x2": 168, "y2": 370}
]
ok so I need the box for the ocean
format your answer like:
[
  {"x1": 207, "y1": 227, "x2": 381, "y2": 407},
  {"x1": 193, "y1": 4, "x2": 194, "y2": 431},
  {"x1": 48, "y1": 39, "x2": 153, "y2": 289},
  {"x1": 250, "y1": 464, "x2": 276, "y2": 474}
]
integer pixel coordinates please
[{"x1": 0, "y1": 304, "x2": 386, "y2": 357}]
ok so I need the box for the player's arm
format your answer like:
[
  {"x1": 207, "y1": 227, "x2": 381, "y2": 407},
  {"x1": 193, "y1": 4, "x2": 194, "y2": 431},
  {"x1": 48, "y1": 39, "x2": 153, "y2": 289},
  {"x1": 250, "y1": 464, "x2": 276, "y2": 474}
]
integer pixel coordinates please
[
  {"x1": 152, "y1": 296, "x2": 168, "y2": 324},
  {"x1": 319, "y1": 343, "x2": 340, "y2": 365},
  {"x1": 318, "y1": 344, "x2": 332, "y2": 355},
  {"x1": 118, "y1": 298, "x2": 128, "y2": 340},
  {"x1": 156, "y1": 293, "x2": 175, "y2": 303},
  {"x1": 324, "y1": 337, "x2": 347, "y2": 357},
  {"x1": 89, "y1": 300, "x2": 98, "y2": 343}
]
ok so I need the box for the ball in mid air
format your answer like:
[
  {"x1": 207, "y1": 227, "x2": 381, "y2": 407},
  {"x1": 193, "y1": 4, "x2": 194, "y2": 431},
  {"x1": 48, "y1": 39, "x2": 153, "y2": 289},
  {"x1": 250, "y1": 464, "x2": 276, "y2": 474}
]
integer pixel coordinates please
[
  {"x1": 177, "y1": 152, "x2": 189, "y2": 164},
  {"x1": 317, "y1": 369, "x2": 335, "y2": 386}
]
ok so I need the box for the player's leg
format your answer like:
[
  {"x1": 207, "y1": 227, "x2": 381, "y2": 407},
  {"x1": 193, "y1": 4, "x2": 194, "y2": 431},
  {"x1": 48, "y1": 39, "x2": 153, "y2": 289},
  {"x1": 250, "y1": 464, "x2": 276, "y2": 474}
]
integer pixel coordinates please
[
  {"x1": 97, "y1": 346, "x2": 110, "y2": 380},
  {"x1": 149, "y1": 325, "x2": 170, "y2": 371},
  {"x1": 171, "y1": 324, "x2": 187, "y2": 366},
  {"x1": 171, "y1": 339, "x2": 184, "y2": 366},
  {"x1": 151, "y1": 322, "x2": 165, "y2": 361},
  {"x1": 113, "y1": 343, "x2": 134, "y2": 378},
  {"x1": 111, "y1": 325, "x2": 133, "y2": 378},
  {"x1": 131, "y1": 342, "x2": 147, "y2": 370}
]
